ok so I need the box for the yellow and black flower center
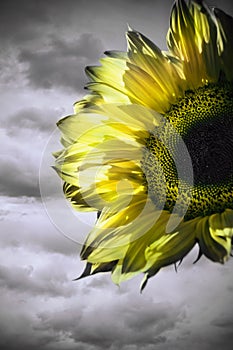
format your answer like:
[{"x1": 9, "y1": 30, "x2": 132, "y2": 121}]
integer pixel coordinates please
[{"x1": 142, "y1": 82, "x2": 233, "y2": 220}]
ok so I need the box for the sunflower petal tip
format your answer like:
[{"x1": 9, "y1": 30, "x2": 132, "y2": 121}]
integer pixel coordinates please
[
  {"x1": 140, "y1": 274, "x2": 149, "y2": 292},
  {"x1": 127, "y1": 23, "x2": 134, "y2": 32},
  {"x1": 73, "y1": 262, "x2": 92, "y2": 281},
  {"x1": 85, "y1": 65, "x2": 90, "y2": 71},
  {"x1": 193, "y1": 245, "x2": 203, "y2": 264}
]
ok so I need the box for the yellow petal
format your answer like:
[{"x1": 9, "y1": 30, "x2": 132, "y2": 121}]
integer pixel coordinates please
[
  {"x1": 73, "y1": 93, "x2": 104, "y2": 114},
  {"x1": 126, "y1": 30, "x2": 187, "y2": 112},
  {"x1": 196, "y1": 210, "x2": 233, "y2": 263},
  {"x1": 145, "y1": 215, "x2": 197, "y2": 269},
  {"x1": 85, "y1": 53, "x2": 132, "y2": 102},
  {"x1": 85, "y1": 82, "x2": 130, "y2": 104},
  {"x1": 167, "y1": 0, "x2": 222, "y2": 88},
  {"x1": 81, "y1": 195, "x2": 152, "y2": 262}
]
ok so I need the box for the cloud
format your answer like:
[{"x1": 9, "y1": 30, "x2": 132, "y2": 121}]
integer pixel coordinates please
[
  {"x1": 0, "y1": 0, "x2": 171, "y2": 43},
  {"x1": 0, "y1": 0, "x2": 174, "y2": 93},
  {"x1": 0, "y1": 214, "x2": 184, "y2": 350},
  {"x1": 211, "y1": 315, "x2": 233, "y2": 329},
  {"x1": 0, "y1": 128, "x2": 42, "y2": 197},
  {"x1": 0, "y1": 0, "x2": 50, "y2": 44},
  {"x1": 0, "y1": 106, "x2": 62, "y2": 198},
  {"x1": 0, "y1": 263, "x2": 74, "y2": 298},
  {"x1": 4, "y1": 107, "x2": 59, "y2": 133},
  {"x1": 18, "y1": 34, "x2": 104, "y2": 91},
  {"x1": 33, "y1": 291, "x2": 181, "y2": 350},
  {"x1": 0, "y1": 159, "x2": 40, "y2": 197},
  {"x1": 0, "y1": 196, "x2": 85, "y2": 256},
  {"x1": 1, "y1": 195, "x2": 233, "y2": 350}
]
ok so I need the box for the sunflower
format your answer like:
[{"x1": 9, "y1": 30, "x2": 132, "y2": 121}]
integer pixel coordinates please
[{"x1": 54, "y1": 0, "x2": 233, "y2": 290}]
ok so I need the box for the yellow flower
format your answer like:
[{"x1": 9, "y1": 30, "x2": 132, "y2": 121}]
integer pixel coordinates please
[{"x1": 54, "y1": 0, "x2": 233, "y2": 290}]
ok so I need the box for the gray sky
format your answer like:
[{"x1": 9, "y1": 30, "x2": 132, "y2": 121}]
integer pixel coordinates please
[{"x1": 1, "y1": 0, "x2": 233, "y2": 349}]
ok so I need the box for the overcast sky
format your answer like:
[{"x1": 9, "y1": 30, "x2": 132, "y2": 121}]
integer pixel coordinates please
[{"x1": 1, "y1": 1, "x2": 233, "y2": 349}]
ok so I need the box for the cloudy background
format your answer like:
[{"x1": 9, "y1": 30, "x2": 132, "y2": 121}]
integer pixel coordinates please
[{"x1": 1, "y1": 0, "x2": 233, "y2": 349}]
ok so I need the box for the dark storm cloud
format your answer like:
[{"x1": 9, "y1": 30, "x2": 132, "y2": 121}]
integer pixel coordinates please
[
  {"x1": 0, "y1": 0, "x2": 174, "y2": 54},
  {"x1": 0, "y1": 0, "x2": 174, "y2": 92},
  {"x1": 18, "y1": 34, "x2": 104, "y2": 91},
  {"x1": 0, "y1": 0, "x2": 169, "y2": 39},
  {"x1": 0, "y1": 0, "x2": 231, "y2": 49},
  {"x1": 0, "y1": 0, "x2": 49, "y2": 43}
]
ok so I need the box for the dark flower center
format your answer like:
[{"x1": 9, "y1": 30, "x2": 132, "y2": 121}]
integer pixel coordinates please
[
  {"x1": 183, "y1": 115, "x2": 233, "y2": 186},
  {"x1": 142, "y1": 82, "x2": 233, "y2": 220}
]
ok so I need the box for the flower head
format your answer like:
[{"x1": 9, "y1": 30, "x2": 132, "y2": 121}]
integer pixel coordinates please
[{"x1": 54, "y1": 0, "x2": 233, "y2": 290}]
